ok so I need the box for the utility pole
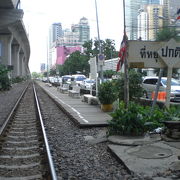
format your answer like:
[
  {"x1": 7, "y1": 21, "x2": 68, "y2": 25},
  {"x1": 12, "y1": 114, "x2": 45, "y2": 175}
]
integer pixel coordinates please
[
  {"x1": 95, "y1": 0, "x2": 103, "y2": 84},
  {"x1": 123, "y1": 0, "x2": 129, "y2": 108}
]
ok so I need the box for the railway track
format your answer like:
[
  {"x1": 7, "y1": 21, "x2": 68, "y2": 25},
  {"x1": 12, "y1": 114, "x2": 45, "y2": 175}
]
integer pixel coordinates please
[{"x1": 0, "y1": 82, "x2": 57, "y2": 180}]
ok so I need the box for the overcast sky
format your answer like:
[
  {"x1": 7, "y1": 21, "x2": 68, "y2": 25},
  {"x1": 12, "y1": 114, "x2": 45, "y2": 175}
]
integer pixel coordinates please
[{"x1": 21, "y1": 0, "x2": 124, "y2": 73}]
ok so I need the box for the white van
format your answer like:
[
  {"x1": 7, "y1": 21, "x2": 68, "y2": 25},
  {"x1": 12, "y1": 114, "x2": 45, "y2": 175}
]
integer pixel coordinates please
[{"x1": 71, "y1": 74, "x2": 86, "y2": 86}]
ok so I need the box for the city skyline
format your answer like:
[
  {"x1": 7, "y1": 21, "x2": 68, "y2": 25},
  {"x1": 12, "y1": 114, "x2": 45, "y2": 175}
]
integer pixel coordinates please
[{"x1": 21, "y1": 0, "x2": 124, "y2": 73}]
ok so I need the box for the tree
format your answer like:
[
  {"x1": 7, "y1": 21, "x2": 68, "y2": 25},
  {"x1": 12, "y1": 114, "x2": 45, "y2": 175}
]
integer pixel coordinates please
[
  {"x1": 57, "y1": 39, "x2": 118, "y2": 76},
  {"x1": 31, "y1": 72, "x2": 41, "y2": 79},
  {"x1": 103, "y1": 70, "x2": 116, "y2": 78},
  {"x1": 83, "y1": 39, "x2": 93, "y2": 59},
  {"x1": 49, "y1": 68, "x2": 56, "y2": 76},
  {"x1": 115, "y1": 69, "x2": 143, "y2": 101},
  {"x1": 102, "y1": 39, "x2": 118, "y2": 60},
  {"x1": 156, "y1": 27, "x2": 179, "y2": 41},
  {"x1": 62, "y1": 51, "x2": 90, "y2": 76},
  {"x1": 83, "y1": 39, "x2": 118, "y2": 60}
]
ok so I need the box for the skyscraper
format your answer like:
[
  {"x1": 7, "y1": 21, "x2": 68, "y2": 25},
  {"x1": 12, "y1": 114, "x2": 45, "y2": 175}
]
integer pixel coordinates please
[
  {"x1": 126, "y1": 0, "x2": 161, "y2": 40},
  {"x1": 71, "y1": 17, "x2": 90, "y2": 44},
  {"x1": 138, "y1": 10, "x2": 148, "y2": 40},
  {"x1": 125, "y1": 0, "x2": 141, "y2": 40},
  {"x1": 49, "y1": 23, "x2": 63, "y2": 48}
]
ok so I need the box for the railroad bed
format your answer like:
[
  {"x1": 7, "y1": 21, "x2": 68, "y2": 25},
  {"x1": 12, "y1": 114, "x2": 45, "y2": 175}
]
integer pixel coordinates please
[
  {"x1": 0, "y1": 83, "x2": 56, "y2": 180},
  {"x1": 0, "y1": 81, "x2": 148, "y2": 180}
]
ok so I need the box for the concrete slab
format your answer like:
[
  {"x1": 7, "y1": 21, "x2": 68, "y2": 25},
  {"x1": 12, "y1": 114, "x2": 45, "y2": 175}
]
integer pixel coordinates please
[
  {"x1": 108, "y1": 135, "x2": 161, "y2": 146},
  {"x1": 108, "y1": 139, "x2": 180, "y2": 178}
]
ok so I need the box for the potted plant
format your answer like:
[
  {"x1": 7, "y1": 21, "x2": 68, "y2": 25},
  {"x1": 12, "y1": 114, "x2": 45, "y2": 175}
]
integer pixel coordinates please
[{"x1": 98, "y1": 80, "x2": 118, "y2": 112}]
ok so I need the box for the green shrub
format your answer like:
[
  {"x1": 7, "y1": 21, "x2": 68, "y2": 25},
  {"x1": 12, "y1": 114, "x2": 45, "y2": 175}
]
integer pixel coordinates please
[
  {"x1": 114, "y1": 69, "x2": 143, "y2": 101},
  {"x1": 12, "y1": 76, "x2": 24, "y2": 83},
  {"x1": 0, "y1": 65, "x2": 11, "y2": 91},
  {"x1": 98, "y1": 80, "x2": 118, "y2": 104},
  {"x1": 107, "y1": 101, "x2": 165, "y2": 136}
]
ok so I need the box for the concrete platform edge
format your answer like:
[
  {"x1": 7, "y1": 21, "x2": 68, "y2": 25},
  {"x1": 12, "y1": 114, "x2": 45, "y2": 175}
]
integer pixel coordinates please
[{"x1": 38, "y1": 83, "x2": 109, "y2": 128}]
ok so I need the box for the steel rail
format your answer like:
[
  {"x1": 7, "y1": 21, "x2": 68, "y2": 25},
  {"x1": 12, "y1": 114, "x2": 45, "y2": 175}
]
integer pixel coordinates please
[
  {"x1": 0, "y1": 83, "x2": 29, "y2": 136},
  {"x1": 33, "y1": 83, "x2": 57, "y2": 180}
]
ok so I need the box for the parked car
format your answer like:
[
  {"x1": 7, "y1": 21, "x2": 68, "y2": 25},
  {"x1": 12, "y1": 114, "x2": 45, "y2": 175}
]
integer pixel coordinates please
[
  {"x1": 62, "y1": 75, "x2": 72, "y2": 84},
  {"x1": 80, "y1": 79, "x2": 95, "y2": 90},
  {"x1": 142, "y1": 76, "x2": 180, "y2": 102}
]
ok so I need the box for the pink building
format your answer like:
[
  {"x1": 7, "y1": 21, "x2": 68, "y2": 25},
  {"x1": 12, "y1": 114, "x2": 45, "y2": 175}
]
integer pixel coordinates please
[{"x1": 56, "y1": 46, "x2": 82, "y2": 65}]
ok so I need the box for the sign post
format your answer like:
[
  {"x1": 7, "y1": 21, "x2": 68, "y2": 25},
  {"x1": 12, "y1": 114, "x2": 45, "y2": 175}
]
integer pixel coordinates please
[{"x1": 128, "y1": 38, "x2": 180, "y2": 108}]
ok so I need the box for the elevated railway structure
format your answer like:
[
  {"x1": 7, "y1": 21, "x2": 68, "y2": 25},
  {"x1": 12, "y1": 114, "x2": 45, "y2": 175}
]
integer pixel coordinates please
[{"x1": 0, "y1": 0, "x2": 30, "y2": 78}]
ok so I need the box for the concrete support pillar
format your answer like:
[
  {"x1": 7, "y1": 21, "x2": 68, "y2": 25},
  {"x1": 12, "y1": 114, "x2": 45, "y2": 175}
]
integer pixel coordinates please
[
  {"x1": 19, "y1": 52, "x2": 24, "y2": 77},
  {"x1": 0, "y1": 34, "x2": 13, "y2": 66},
  {"x1": 12, "y1": 44, "x2": 20, "y2": 77},
  {"x1": 22, "y1": 56, "x2": 26, "y2": 77}
]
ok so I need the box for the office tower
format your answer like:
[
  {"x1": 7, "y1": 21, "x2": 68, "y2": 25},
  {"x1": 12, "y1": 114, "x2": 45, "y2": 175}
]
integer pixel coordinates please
[
  {"x1": 125, "y1": 0, "x2": 166, "y2": 40},
  {"x1": 40, "y1": 63, "x2": 46, "y2": 72},
  {"x1": 138, "y1": 10, "x2": 148, "y2": 40},
  {"x1": 147, "y1": 4, "x2": 163, "y2": 40},
  {"x1": 71, "y1": 17, "x2": 90, "y2": 44},
  {"x1": 126, "y1": 0, "x2": 162, "y2": 40},
  {"x1": 49, "y1": 23, "x2": 63, "y2": 48}
]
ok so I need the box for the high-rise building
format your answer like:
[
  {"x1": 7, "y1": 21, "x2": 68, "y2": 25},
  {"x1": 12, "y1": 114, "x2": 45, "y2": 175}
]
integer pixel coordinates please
[
  {"x1": 138, "y1": 10, "x2": 148, "y2": 40},
  {"x1": 126, "y1": 0, "x2": 161, "y2": 40},
  {"x1": 71, "y1": 17, "x2": 90, "y2": 44},
  {"x1": 146, "y1": 4, "x2": 163, "y2": 40},
  {"x1": 126, "y1": 0, "x2": 141, "y2": 40},
  {"x1": 40, "y1": 63, "x2": 46, "y2": 72},
  {"x1": 49, "y1": 23, "x2": 63, "y2": 48}
]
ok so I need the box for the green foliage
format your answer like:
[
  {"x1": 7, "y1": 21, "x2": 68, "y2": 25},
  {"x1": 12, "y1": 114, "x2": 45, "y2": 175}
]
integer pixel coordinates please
[
  {"x1": 49, "y1": 68, "x2": 57, "y2": 76},
  {"x1": 102, "y1": 39, "x2": 117, "y2": 59},
  {"x1": 83, "y1": 39, "x2": 118, "y2": 60},
  {"x1": 108, "y1": 102, "x2": 146, "y2": 136},
  {"x1": 163, "y1": 105, "x2": 180, "y2": 121},
  {"x1": 57, "y1": 39, "x2": 118, "y2": 76},
  {"x1": 59, "y1": 51, "x2": 89, "y2": 76},
  {"x1": 103, "y1": 70, "x2": 117, "y2": 79},
  {"x1": 31, "y1": 72, "x2": 42, "y2": 79},
  {"x1": 11, "y1": 76, "x2": 25, "y2": 83},
  {"x1": 115, "y1": 69, "x2": 143, "y2": 101},
  {"x1": 156, "y1": 27, "x2": 179, "y2": 41},
  {"x1": 0, "y1": 65, "x2": 11, "y2": 91},
  {"x1": 108, "y1": 102, "x2": 165, "y2": 136},
  {"x1": 108, "y1": 100, "x2": 180, "y2": 136},
  {"x1": 98, "y1": 80, "x2": 118, "y2": 104}
]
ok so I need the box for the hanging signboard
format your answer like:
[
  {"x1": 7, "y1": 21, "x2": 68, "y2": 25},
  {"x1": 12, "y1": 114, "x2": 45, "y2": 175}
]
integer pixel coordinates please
[{"x1": 128, "y1": 39, "x2": 180, "y2": 68}]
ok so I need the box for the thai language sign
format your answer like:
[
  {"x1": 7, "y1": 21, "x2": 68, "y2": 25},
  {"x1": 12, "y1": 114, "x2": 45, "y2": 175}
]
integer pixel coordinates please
[{"x1": 128, "y1": 39, "x2": 180, "y2": 68}]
